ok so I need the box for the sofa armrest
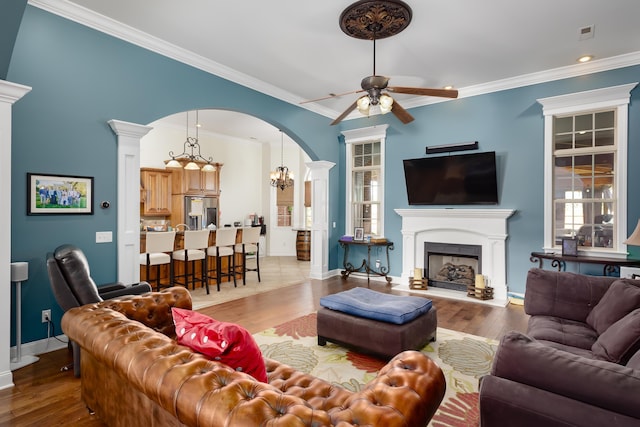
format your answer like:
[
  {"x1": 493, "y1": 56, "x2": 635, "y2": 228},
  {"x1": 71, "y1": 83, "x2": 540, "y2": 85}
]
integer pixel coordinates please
[
  {"x1": 267, "y1": 350, "x2": 445, "y2": 426},
  {"x1": 491, "y1": 331, "x2": 640, "y2": 419},
  {"x1": 99, "y1": 281, "x2": 152, "y2": 299},
  {"x1": 524, "y1": 268, "x2": 615, "y2": 321},
  {"x1": 333, "y1": 350, "x2": 446, "y2": 426},
  {"x1": 97, "y1": 282, "x2": 126, "y2": 292},
  {"x1": 480, "y1": 375, "x2": 640, "y2": 427}
]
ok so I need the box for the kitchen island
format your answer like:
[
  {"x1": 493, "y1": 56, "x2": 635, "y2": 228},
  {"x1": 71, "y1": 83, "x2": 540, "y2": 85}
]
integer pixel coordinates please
[{"x1": 140, "y1": 227, "x2": 258, "y2": 288}]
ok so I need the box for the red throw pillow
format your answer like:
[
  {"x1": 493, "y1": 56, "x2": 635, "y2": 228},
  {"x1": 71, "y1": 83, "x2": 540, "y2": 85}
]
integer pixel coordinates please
[{"x1": 172, "y1": 308, "x2": 267, "y2": 382}]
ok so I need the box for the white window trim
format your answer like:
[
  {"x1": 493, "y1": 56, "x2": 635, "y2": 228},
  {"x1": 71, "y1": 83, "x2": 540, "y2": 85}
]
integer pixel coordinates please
[
  {"x1": 341, "y1": 124, "x2": 388, "y2": 237},
  {"x1": 537, "y1": 83, "x2": 637, "y2": 257}
]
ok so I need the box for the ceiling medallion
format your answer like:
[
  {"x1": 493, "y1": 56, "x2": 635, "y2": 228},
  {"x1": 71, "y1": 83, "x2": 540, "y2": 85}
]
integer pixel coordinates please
[{"x1": 339, "y1": 0, "x2": 413, "y2": 40}]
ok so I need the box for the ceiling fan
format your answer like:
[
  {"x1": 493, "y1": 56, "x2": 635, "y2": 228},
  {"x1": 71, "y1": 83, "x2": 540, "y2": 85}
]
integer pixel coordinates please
[{"x1": 303, "y1": 0, "x2": 459, "y2": 126}]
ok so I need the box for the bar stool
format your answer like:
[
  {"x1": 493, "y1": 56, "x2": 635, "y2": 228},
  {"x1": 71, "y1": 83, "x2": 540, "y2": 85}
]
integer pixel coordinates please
[
  {"x1": 207, "y1": 227, "x2": 237, "y2": 291},
  {"x1": 234, "y1": 226, "x2": 261, "y2": 285},
  {"x1": 139, "y1": 231, "x2": 176, "y2": 291},
  {"x1": 173, "y1": 229, "x2": 210, "y2": 294}
]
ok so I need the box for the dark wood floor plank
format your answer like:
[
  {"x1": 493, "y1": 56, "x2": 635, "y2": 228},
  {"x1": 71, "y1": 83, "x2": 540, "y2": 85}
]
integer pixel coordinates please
[{"x1": 0, "y1": 277, "x2": 528, "y2": 425}]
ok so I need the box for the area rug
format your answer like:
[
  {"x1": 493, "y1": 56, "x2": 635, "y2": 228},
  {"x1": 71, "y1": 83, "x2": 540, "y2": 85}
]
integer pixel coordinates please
[{"x1": 253, "y1": 313, "x2": 498, "y2": 427}]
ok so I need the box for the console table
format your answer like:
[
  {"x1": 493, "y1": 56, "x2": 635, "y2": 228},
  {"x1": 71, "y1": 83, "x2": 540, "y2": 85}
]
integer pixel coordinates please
[
  {"x1": 339, "y1": 239, "x2": 394, "y2": 283},
  {"x1": 530, "y1": 251, "x2": 640, "y2": 276}
]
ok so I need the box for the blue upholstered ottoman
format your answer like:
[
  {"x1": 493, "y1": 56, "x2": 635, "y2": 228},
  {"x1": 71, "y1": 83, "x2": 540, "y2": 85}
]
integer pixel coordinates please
[{"x1": 317, "y1": 287, "x2": 437, "y2": 358}]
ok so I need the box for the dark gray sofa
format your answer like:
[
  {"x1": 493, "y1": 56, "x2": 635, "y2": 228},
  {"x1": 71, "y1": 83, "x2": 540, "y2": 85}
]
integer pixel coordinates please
[{"x1": 479, "y1": 268, "x2": 640, "y2": 427}]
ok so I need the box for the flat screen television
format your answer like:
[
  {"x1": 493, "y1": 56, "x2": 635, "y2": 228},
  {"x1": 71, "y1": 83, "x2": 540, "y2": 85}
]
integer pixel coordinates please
[{"x1": 403, "y1": 151, "x2": 499, "y2": 205}]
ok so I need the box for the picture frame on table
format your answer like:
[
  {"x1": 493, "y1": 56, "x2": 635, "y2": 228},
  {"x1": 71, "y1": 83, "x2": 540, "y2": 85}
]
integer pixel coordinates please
[
  {"x1": 27, "y1": 173, "x2": 94, "y2": 215},
  {"x1": 354, "y1": 227, "x2": 365, "y2": 241},
  {"x1": 561, "y1": 237, "x2": 578, "y2": 256}
]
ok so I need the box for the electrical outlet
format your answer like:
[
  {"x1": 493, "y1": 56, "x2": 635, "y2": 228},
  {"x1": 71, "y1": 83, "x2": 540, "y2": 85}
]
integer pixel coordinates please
[{"x1": 42, "y1": 309, "x2": 51, "y2": 323}]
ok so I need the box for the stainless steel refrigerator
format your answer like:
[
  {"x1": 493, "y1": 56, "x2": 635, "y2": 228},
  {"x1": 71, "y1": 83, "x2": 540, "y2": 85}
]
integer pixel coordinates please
[{"x1": 184, "y1": 196, "x2": 217, "y2": 230}]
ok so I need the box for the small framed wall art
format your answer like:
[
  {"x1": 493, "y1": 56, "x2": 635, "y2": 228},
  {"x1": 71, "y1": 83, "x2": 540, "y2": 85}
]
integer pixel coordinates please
[
  {"x1": 27, "y1": 173, "x2": 94, "y2": 215},
  {"x1": 561, "y1": 237, "x2": 578, "y2": 256}
]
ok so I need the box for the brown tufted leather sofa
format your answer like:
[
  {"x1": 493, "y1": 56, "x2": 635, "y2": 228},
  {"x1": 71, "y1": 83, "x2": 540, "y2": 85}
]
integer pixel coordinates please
[{"x1": 62, "y1": 287, "x2": 446, "y2": 427}]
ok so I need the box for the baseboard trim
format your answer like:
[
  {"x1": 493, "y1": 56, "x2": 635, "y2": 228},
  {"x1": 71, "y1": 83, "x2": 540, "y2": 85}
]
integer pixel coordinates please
[{"x1": 10, "y1": 334, "x2": 69, "y2": 361}]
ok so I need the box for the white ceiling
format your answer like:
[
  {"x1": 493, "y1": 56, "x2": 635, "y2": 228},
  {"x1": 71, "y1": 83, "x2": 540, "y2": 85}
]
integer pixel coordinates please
[{"x1": 33, "y1": 0, "x2": 640, "y2": 142}]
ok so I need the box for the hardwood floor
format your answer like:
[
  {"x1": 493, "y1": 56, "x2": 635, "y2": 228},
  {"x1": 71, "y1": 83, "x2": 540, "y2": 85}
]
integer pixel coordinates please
[{"x1": 0, "y1": 276, "x2": 528, "y2": 426}]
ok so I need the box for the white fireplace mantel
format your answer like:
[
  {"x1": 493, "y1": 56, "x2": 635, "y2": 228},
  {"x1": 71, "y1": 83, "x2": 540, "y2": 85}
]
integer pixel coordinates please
[{"x1": 395, "y1": 208, "x2": 515, "y2": 306}]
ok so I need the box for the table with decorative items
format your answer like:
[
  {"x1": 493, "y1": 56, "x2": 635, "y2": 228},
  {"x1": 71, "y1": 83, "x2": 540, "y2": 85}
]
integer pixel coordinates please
[
  {"x1": 530, "y1": 251, "x2": 640, "y2": 276},
  {"x1": 338, "y1": 237, "x2": 394, "y2": 283}
]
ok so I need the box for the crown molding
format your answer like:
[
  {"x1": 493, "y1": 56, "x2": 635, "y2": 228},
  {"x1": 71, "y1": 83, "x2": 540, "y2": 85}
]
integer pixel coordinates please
[
  {"x1": 28, "y1": 0, "x2": 640, "y2": 121},
  {"x1": 28, "y1": 0, "x2": 336, "y2": 119},
  {"x1": 402, "y1": 51, "x2": 640, "y2": 110},
  {"x1": 0, "y1": 80, "x2": 32, "y2": 104}
]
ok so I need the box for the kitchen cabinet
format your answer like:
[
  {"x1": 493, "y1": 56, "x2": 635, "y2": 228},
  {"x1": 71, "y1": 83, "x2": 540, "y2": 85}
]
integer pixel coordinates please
[
  {"x1": 140, "y1": 168, "x2": 172, "y2": 216},
  {"x1": 169, "y1": 160, "x2": 223, "y2": 196}
]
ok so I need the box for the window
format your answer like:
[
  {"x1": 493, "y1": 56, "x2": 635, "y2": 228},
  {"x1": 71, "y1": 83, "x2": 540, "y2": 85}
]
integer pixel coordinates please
[
  {"x1": 277, "y1": 205, "x2": 292, "y2": 227},
  {"x1": 538, "y1": 83, "x2": 636, "y2": 256},
  {"x1": 553, "y1": 111, "x2": 615, "y2": 248},
  {"x1": 342, "y1": 125, "x2": 387, "y2": 237},
  {"x1": 276, "y1": 182, "x2": 294, "y2": 227}
]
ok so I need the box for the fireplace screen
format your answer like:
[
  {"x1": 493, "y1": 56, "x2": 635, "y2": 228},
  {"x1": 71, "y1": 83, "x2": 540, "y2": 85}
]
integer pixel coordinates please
[{"x1": 424, "y1": 242, "x2": 482, "y2": 291}]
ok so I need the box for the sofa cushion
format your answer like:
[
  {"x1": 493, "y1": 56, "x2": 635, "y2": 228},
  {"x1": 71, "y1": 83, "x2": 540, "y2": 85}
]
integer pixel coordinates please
[
  {"x1": 524, "y1": 268, "x2": 615, "y2": 322},
  {"x1": 171, "y1": 308, "x2": 267, "y2": 382},
  {"x1": 319, "y1": 287, "x2": 432, "y2": 325},
  {"x1": 527, "y1": 315, "x2": 598, "y2": 350},
  {"x1": 534, "y1": 339, "x2": 594, "y2": 359},
  {"x1": 586, "y1": 279, "x2": 640, "y2": 335},
  {"x1": 592, "y1": 308, "x2": 640, "y2": 364}
]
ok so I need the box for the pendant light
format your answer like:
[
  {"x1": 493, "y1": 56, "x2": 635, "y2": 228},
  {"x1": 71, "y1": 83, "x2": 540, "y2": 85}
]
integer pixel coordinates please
[
  {"x1": 166, "y1": 110, "x2": 215, "y2": 171},
  {"x1": 270, "y1": 130, "x2": 294, "y2": 190}
]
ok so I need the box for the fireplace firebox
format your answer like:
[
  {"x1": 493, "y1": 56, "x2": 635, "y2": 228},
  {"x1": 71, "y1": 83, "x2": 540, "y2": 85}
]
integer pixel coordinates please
[{"x1": 424, "y1": 242, "x2": 482, "y2": 291}]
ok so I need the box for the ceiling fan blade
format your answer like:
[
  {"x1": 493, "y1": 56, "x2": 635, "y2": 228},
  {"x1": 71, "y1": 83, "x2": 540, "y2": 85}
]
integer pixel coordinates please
[
  {"x1": 300, "y1": 89, "x2": 364, "y2": 104},
  {"x1": 331, "y1": 100, "x2": 359, "y2": 126},
  {"x1": 390, "y1": 100, "x2": 414, "y2": 124},
  {"x1": 388, "y1": 86, "x2": 459, "y2": 98}
]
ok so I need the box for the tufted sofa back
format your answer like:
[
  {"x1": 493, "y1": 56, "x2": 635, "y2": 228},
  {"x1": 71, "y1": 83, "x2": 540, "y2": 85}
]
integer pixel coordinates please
[{"x1": 62, "y1": 287, "x2": 446, "y2": 427}]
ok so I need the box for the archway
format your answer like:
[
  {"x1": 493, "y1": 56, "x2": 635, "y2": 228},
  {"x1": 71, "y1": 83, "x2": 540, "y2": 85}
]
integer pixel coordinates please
[{"x1": 110, "y1": 110, "x2": 333, "y2": 284}]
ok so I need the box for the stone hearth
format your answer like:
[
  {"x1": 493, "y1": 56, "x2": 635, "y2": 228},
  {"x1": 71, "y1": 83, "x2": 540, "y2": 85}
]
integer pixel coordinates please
[{"x1": 394, "y1": 209, "x2": 515, "y2": 306}]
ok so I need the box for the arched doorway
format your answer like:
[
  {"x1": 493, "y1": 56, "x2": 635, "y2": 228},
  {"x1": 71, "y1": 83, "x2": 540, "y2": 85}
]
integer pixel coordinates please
[{"x1": 110, "y1": 110, "x2": 333, "y2": 285}]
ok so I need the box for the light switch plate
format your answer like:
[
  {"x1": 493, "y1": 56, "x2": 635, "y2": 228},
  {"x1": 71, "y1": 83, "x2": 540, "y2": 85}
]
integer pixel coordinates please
[{"x1": 96, "y1": 231, "x2": 112, "y2": 243}]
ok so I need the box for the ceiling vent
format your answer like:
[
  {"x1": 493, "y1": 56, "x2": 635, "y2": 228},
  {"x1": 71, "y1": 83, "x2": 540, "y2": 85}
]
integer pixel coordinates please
[{"x1": 579, "y1": 25, "x2": 595, "y2": 41}]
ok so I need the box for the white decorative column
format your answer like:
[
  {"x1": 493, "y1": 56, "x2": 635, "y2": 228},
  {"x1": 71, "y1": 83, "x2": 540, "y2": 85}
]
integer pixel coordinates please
[
  {"x1": 0, "y1": 80, "x2": 32, "y2": 390},
  {"x1": 108, "y1": 120, "x2": 153, "y2": 285},
  {"x1": 306, "y1": 161, "x2": 335, "y2": 279}
]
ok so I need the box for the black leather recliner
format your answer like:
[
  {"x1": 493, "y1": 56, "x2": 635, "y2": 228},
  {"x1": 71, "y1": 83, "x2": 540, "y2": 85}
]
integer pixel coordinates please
[{"x1": 46, "y1": 244, "x2": 151, "y2": 377}]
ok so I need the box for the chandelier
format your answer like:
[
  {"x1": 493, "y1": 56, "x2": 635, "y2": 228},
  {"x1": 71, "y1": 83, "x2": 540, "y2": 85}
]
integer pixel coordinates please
[
  {"x1": 270, "y1": 130, "x2": 294, "y2": 191},
  {"x1": 166, "y1": 110, "x2": 216, "y2": 171}
]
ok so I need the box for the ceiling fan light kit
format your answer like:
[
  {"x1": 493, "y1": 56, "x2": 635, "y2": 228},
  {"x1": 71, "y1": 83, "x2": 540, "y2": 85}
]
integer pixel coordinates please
[{"x1": 318, "y1": 0, "x2": 459, "y2": 125}]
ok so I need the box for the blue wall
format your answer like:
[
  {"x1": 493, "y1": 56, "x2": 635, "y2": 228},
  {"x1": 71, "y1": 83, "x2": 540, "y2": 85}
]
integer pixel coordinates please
[
  {"x1": 341, "y1": 68, "x2": 640, "y2": 291},
  {"x1": 6, "y1": 6, "x2": 640, "y2": 345},
  {"x1": 0, "y1": 0, "x2": 26, "y2": 79},
  {"x1": 7, "y1": 7, "x2": 343, "y2": 345}
]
